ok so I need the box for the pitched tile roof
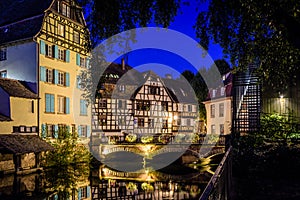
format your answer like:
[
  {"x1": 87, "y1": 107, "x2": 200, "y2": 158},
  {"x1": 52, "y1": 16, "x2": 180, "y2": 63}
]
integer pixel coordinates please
[
  {"x1": 0, "y1": 134, "x2": 54, "y2": 155},
  {"x1": 0, "y1": 78, "x2": 38, "y2": 99}
]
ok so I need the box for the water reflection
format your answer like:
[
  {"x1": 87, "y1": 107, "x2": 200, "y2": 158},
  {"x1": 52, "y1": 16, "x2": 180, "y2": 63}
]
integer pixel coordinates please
[{"x1": 0, "y1": 154, "x2": 222, "y2": 200}]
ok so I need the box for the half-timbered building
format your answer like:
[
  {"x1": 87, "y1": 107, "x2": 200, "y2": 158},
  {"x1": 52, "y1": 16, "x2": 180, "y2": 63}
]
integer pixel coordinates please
[
  {"x1": 0, "y1": 0, "x2": 91, "y2": 141},
  {"x1": 92, "y1": 63, "x2": 198, "y2": 142}
]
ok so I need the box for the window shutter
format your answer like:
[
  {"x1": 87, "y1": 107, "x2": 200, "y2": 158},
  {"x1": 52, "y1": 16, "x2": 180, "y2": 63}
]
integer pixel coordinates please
[
  {"x1": 77, "y1": 189, "x2": 82, "y2": 200},
  {"x1": 41, "y1": 124, "x2": 46, "y2": 138},
  {"x1": 66, "y1": 97, "x2": 70, "y2": 114},
  {"x1": 50, "y1": 94, "x2": 55, "y2": 113},
  {"x1": 76, "y1": 53, "x2": 80, "y2": 66},
  {"x1": 45, "y1": 94, "x2": 51, "y2": 112},
  {"x1": 78, "y1": 125, "x2": 82, "y2": 137},
  {"x1": 65, "y1": 72, "x2": 70, "y2": 87},
  {"x1": 87, "y1": 125, "x2": 91, "y2": 138},
  {"x1": 54, "y1": 125, "x2": 58, "y2": 138},
  {"x1": 80, "y1": 99, "x2": 83, "y2": 115},
  {"x1": 87, "y1": 186, "x2": 91, "y2": 197},
  {"x1": 54, "y1": 45, "x2": 59, "y2": 59},
  {"x1": 40, "y1": 40, "x2": 45, "y2": 55},
  {"x1": 86, "y1": 57, "x2": 90, "y2": 69},
  {"x1": 54, "y1": 70, "x2": 59, "y2": 84},
  {"x1": 40, "y1": 66, "x2": 46, "y2": 82},
  {"x1": 76, "y1": 75, "x2": 81, "y2": 89},
  {"x1": 65, "y1": 50, "x2": 70, "y2": 62}
]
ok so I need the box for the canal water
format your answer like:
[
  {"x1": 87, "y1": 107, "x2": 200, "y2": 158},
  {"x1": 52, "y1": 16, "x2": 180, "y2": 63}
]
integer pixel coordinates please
[{"x1": 0, "y1": 153, "x2": 223, "y2": 200}]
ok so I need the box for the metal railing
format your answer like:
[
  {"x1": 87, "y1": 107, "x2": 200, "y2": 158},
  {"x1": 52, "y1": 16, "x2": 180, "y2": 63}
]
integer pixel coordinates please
[{"x1": 199, "y1": 146, "x2": 233, "y2": 200}]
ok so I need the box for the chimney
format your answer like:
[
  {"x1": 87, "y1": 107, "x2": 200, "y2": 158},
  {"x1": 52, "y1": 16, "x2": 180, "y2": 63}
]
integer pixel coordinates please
[
  {"x1": 121, "y1": 58, "x2": 125, "y2": 71},
  {"x1": 165, "y1": 74, "x2": 172, "y2": 79}
]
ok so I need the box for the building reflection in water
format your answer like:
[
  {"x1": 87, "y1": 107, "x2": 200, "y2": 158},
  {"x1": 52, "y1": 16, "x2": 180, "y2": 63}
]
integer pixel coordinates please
[{"x1": 0, "y1": 154, "x2": 222, "y2": 200}]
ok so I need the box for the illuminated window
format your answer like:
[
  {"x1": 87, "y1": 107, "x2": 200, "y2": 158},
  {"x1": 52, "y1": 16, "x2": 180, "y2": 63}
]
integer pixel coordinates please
[
  {"x1": 161, "y1": 102, "x2": 168, "y2": 111},
  {"x1": 99, "y1": 115, "x2": 107, "y2": 126},
  {"x1": 162, "y1": 119, "x2": 168, "y2": 129},
  {"x1": 58, "y1": 23, "x2": 64, "y2": 37},
  {"x1": 148, "y1": 119, "x2": 154, "y2": 128},
  {"x1": 0, "y1": 47, "x2": 7, "y2": 61},
  {"x1": 0, "y1": 70, "x2": 7, "y2": 78},
  {"x1": 61, "y1": 3, "x2": 70, "y2": 18},
  {"x1": 211, "y1": 124, "x2": 216, "y2": 134},
  {"x1": 74, "y1": 31, "x2": 80, "y2": 44}
]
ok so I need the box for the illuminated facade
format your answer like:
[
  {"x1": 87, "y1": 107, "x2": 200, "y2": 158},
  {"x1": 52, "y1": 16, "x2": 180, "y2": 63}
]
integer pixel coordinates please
[
  {"x1": 0, "y1": 0, "x2": 91, "y2": 140},
  {"x1": 92, "y1": 63, "x2": 198, "y2": 141},
  {"x1": 203, "y1": 72, "x2": 233, "y2": 135}
]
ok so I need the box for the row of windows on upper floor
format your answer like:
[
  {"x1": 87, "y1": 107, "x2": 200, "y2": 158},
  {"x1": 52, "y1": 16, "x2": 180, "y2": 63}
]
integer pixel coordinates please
[
  {"x1": 40, "y1": 66, "x2": 70, "y2": 86},
  {"x1": 210, "y1": 103, "x2": 225, "y2": 118},
  {"x1": 40, "y1": 40, "x2": 89, "y2": 68},
  {"x1": 97, "y1": 99, "x2": 195, "y2": 112},
  {"x1": 41, "y1": 123, "x2": 91, "y2": 139},
  {"x1": 45, "y1": 93, "x2": 88, "y2": 116}
]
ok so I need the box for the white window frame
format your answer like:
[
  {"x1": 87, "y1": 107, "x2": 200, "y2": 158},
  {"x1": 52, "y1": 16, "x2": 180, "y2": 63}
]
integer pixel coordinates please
[
  {"x1": 74, "y1": 31, "x2": 80, "y2": 44},
  {"x1": 57, "y1": 96, "x2": 66, "y2": 114},
  {"x1": 58, "y1": 71, "x2": 65, "y2": 86},
  {"x1": 46, "y1": 68, "x2": 53, "y2": 83},
  {"x1": 58, "y1": 23, "x2": 65, "y2": 37},
  {"x1": 58, "y1": 48, "x2": 65, "y2": 61}
]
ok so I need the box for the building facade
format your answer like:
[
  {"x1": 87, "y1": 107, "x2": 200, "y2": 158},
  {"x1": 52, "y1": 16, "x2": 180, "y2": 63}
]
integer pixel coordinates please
[
  {"x1": 92, "y1": 63, "x2": 198, "y2": 143},
  {"x1": 203, "y1": 72, "x2": 233, "y2": 135},
  {"x1": 0, "y1": 0, "x2": 91, "y2": 140}
]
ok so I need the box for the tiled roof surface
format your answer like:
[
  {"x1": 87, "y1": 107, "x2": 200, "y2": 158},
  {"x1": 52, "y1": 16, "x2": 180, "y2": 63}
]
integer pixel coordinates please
[
  {"x1": 0, "y1": 78, "x2": 38, "y2": 99},
  {"x1": 0, "y1": 134, "x2": 54, "y2": 154}
]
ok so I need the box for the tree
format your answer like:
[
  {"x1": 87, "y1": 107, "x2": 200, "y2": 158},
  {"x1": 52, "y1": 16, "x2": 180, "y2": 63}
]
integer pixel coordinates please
[
  {"x1": 196, "y1": 0, "x2": 300, "y2": 90},
  {"x1": 78, "y1": 0, "x2": 181, "y2": 46}
]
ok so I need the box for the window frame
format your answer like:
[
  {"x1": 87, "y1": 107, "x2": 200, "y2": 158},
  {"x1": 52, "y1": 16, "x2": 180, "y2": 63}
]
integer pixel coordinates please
[
  {"x1": 210, "y1": 104, "x2": 215, "y2": 118},
  {"x1": 57, "y1": 95, "x2": 66, "y2": 114},
  {"x1": 58, "y1": 71, "x2": 65, "y2": 86},
  {"x1": 57, "y1": 23, "x2": 65, "y2": 37},
  {"x1": 0, "y1": 47, "x2": 7, "y2": 61},
  {"x1": 219, "y1": 103, "x2": 224, "y2": 117},
  {"x1": 0, "y1": 70, "x2": 7, "y2": 78}
]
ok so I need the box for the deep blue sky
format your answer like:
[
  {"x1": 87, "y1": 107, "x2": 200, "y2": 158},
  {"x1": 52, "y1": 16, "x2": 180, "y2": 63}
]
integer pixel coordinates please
[{"x1": 88, "y1": 1, "x2": 226, "y2": 78}]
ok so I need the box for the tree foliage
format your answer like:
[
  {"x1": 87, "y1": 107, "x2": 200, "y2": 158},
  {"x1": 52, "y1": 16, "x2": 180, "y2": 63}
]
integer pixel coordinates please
[
  {"x1": 196, "y1": 0, "x2": 300, "y2": 90},
  {"x1": 78, "y1": 0, "x2": 181, "y2": 46}
]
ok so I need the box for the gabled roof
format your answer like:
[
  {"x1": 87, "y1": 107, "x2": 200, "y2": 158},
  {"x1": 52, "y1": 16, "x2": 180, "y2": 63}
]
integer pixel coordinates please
[
  {"x1": 205, "y1": 72, "x2": 233, "y2": 101},
  {"x1": 0, "y1": 0, "x2": 53, "y2": 26},
  {"x1": 0, "y1": 134, "x2": 54, "y2": 155},
  {"x1": 0, "y1": 78, "x2": 38, "y2": 99},
  {"x1": 0, "y1": 15, "x2": 44, "y2": 44}
]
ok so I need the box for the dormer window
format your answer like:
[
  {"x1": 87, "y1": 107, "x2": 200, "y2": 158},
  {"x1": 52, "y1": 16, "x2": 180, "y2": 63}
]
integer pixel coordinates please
[
  {"x1": 212, "y1": 89, "x2": 217, "y2": 98},
  {"x1": 62, "y1": 3, "x2": 70, "y2": 18},
  {"x1": 221, "y1": 87, "x2": 225, "y2": 96}
]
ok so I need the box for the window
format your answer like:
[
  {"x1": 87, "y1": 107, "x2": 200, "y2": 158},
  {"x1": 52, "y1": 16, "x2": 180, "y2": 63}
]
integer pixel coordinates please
[
  {"x1": 138, "y1": 118, "x2": 144, "y2": 127},
  {"x1": 148, "y1": 119, "x2": 154, "y2": 128},
  {"x1": 99, "y1": 99, "x2": 107, "y2": 108},
  {"x1": 78, "y1": 187, "x2": 88, "y2": 199},
  {"x1": 45, "y1": 94, "x2": 55, "y2": 113},
  {"x1": 80, "y1": 57, "x2": 85, "y2": 67},
  {"x1": 118, "y1": 85, "x2": 125, "y2": 92},
  {"x1": 79, "y1": 125, "x2": 87, "y2": 137},
  {"x1": 162, "y1": 119, "x2": 168, "y2": 129},
  {"x1": 149, "y1": 86, "x2": 160, "y2": 95},
  {"x1": 47, "y1": 124, "x2": 55, "y2": 138},
  {"x1": 58, "y1": 23, "x2": 65, "y2": 37},
  {"x1": 221, "y1": 87, "x2": 225, "y2": 96},
  {"x1": 212, "y1": 89, "x2": 216, "y2": 98},
  {"x1": 45, "y1": 44, "x2": 53, "y2": 58},
  {"x1": 210, "y1": 104, "x2": 215, "y2": 118},
  {"x1": 74, "y1": 31, "x2": 80, "y2": 44},
  {"x1": 136, "y1": 100, "x2": 150, "y2": 111},
  {"x1": 161, "y1": 102, "x2": 168, "y2": 111},
  {"x1": 58, "y1": 71, "x2": 65, "y2": 85},
  {"x1": 80, "y1": 99, "x2": 88, "y2": 115},
  {"x1": 0, "y1": 47, "x2": 7, "y2": 61},
  {"x1": 187, "y1": 119, "x2": 191, "y2": 126},
  {"x1": 118, "y1": 100, "x2": 126, "y2": 109},
  {"x1": 0, "y1": 70, "x2": 7, "y2": 78},
  {"x1": 61, "y1": 3, "x2": 70, "y2": 18},
  {"x1": 188, "y1": 105, "x2": 192, "y2": 112},
  {"x1": 220, "y1": 124, "x2": 224, "y2": 135},
  {"x1": 99, "y1": 114, "x2": 107, "y2": 126},
  {"x1": 118, "y1": 116, "x2": 126, "y2": 126},
  {"x1": 46, "y1": 69, "x2": 53, "y2": 83},
  {"x1": 57, "y1": 96, "x2": 66, "y2": 113},
  {"x1": 211, "y1": 125, "x2": 216, "y2": 134},
  {"x1": 58, "y1": 48, "x2": 65, "y2": 61},
  {"x1": 219, "y1": 103, "x2": 224, "y2": 117}
]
